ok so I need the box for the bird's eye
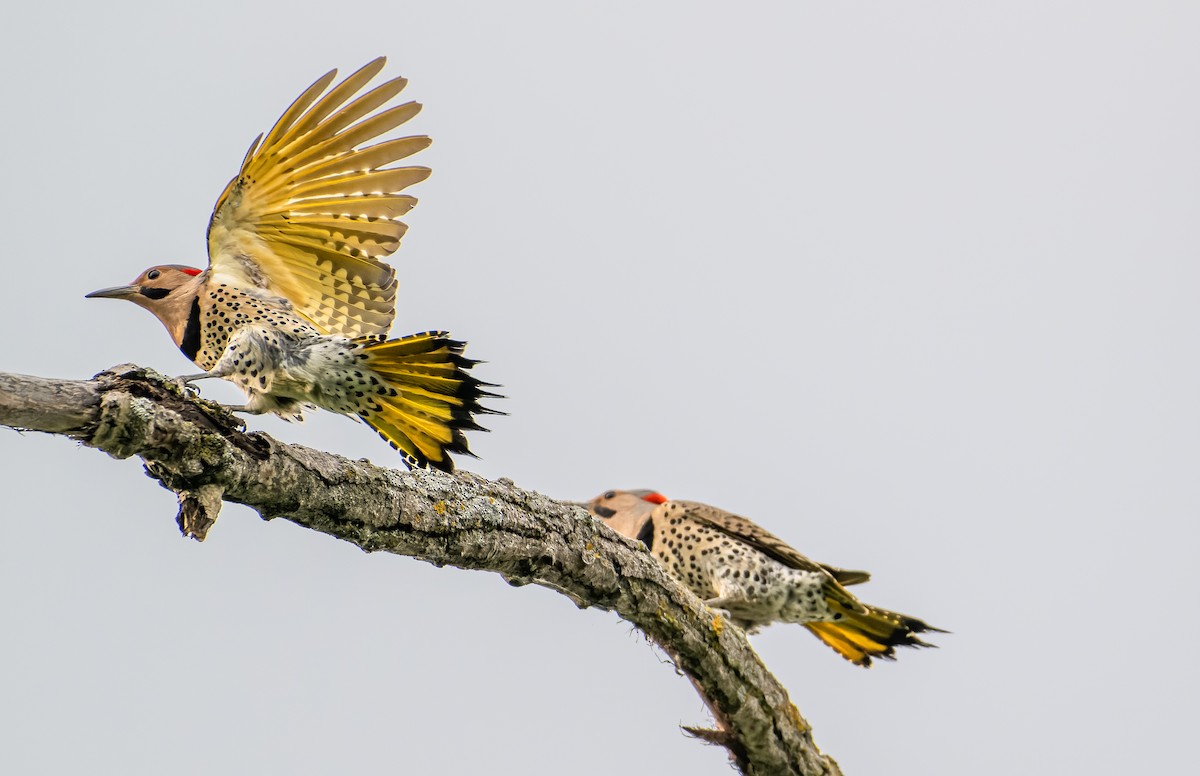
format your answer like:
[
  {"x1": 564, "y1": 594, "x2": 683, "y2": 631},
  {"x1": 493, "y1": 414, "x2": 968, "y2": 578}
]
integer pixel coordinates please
[
  {"x1": 146, "y1": 269, "x2": 161, "y2": 281},
  {"x1": 603, "y1": 490, "x2": 616, "y2": 500}
]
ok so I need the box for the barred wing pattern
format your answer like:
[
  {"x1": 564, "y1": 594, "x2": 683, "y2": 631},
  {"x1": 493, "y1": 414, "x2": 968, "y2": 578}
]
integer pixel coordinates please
[
  {"x1": 206, "y1": 57, "x2": 430, "y2": 338},
  {"x1": 674, "y1": 501, "x2": 873, "y2": 594}
]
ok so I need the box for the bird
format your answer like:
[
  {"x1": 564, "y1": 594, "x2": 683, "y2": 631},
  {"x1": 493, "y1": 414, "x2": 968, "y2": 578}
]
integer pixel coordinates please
[
  {"x1": 85, "y1": 58, "x2": 498, "y2": 471},
  {"x1": 583, "y1": 489, "x2": 944, "y2": 666}
]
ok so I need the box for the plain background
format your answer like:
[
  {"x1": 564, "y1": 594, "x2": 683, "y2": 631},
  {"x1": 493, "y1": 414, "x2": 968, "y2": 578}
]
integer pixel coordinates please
[{"x1": 1, "y1": 2, "x2": 1196, "y2": 774}]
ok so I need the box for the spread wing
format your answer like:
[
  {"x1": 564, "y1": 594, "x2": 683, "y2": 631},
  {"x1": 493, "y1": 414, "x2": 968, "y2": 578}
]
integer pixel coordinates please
[
  {"x1": 672, "y1": 501, "x2": 871, "y2": 585},
  {"x1": 206, "y1": 57, "x2": 430, "y2": 338}
]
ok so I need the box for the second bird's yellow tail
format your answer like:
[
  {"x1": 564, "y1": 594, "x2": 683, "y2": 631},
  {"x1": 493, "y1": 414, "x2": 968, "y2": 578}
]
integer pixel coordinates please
[{"x1": 806, "y1": 600, "x2": 944, "y2": 667}]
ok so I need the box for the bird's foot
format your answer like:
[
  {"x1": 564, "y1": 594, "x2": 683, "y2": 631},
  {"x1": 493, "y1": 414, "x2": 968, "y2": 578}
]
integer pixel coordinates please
[
  {"x1": 172, "y1": 370, "x2": 232, "y2": 396},
  {"x1": 174, "y1": 372, "x2": 214, "y2": 385},
  {"x1": 219, "y1": 404, "x2": 268, "y2": 416},
  {"x1": 169, "y1": 373, "x2": 208, "y2": 396}
]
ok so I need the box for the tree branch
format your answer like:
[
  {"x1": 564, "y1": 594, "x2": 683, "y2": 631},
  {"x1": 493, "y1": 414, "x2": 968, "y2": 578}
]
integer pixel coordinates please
[{"x1": 0, "y1": 364, "x2": 843, "y2": 776}]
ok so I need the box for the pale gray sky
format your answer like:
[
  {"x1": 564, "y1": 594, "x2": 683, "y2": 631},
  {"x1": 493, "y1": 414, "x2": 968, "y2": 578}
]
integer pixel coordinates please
[{"x1": 2, "y1": 2, "x2": 1196, "y2": 774}]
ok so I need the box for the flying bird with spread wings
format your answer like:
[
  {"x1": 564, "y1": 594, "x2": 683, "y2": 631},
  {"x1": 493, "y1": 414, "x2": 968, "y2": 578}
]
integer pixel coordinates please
[{"x1": 86, "y1": 58, "x2": 498, "y2": 471}]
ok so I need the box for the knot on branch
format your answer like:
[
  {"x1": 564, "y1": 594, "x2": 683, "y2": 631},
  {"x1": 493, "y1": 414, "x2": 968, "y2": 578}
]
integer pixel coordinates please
[
  {"x1": 177, "y1": 483, "x2": 226, "y2": 541},
  {"x1": 90, "y1": 375, "x2": 160, "y2": 459},
  {"x1": 88, "y1": 363, "x2": 268, "y2": 463}
]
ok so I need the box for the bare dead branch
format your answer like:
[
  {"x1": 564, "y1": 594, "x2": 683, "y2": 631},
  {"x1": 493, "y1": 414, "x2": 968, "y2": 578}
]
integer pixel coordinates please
[{"x1": 0, "y1": 364, "x2": 843, "y2": 776}]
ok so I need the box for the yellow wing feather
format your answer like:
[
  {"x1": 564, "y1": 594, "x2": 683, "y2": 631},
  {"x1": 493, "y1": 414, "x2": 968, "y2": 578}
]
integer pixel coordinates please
[{"x1": 206, "y1": 57, "x2": 429, "y2": 338}]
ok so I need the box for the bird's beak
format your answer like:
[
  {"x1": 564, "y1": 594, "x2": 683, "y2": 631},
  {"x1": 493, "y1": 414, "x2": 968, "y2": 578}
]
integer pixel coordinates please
[{"x1": 85, "y1": 284, "x2": 139, "y2": 300}]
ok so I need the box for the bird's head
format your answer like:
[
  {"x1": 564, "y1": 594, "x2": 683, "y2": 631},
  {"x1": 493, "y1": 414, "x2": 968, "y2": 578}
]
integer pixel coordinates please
[
  {"x1": 581, "y1": 489, "x2": 668, "y2": 540},
  {"x1": 86, "y1": 265, "x2": 206, "y2": 345}
]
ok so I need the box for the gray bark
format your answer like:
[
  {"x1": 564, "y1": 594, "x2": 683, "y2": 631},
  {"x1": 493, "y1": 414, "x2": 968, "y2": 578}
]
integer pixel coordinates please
[{"x1": 0, "y1": 364, "x2": 844, "y2": 776}]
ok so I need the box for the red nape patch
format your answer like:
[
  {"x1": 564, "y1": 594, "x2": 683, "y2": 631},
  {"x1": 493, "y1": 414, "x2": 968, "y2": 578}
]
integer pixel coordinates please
[
  {"x1": 179, "y1": 267, "x2": 203, "y2": 276},
  {"x1": 640, "y1": 492, "x2": 668, "y2": 505}
]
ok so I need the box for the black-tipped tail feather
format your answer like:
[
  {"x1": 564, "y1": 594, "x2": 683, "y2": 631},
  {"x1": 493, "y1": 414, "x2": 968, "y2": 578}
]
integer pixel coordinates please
[
  {"x1": 354, "y1": 331, "x2": 502, "y2": 471},
  {"x1": 806, "y1": 602, "x2": 945, "y2": 667}
]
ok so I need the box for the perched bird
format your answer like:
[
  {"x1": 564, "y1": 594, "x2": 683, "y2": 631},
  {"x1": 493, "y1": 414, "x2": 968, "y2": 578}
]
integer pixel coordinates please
[
  {"x1": 583, "y1": 489, "x2": 944, "y2": 666},
  {"x1": 86, "y1": 58, "x2": 498, "y2": 471}
]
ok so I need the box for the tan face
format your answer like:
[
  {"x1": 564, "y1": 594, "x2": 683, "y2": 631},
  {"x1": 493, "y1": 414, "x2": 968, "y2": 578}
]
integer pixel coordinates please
[
  {"x1": 85, "y1": 265, "x2": 206, "y2": 346},
  {"x1": 86, "y1": 265, "x2": 203, "y2": 304},
  {"x1": 583, "y1": 489, "x2": 665, "y2": 540}
]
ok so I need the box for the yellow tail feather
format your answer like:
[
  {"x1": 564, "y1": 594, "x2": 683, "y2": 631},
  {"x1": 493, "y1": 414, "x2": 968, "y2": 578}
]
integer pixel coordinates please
[
  {"x1": 355, "y1": 331, "x2": 500, "y2": 471},
  {"x1": 805, "y1": 602, "x2": 944, "y2": 667}
]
